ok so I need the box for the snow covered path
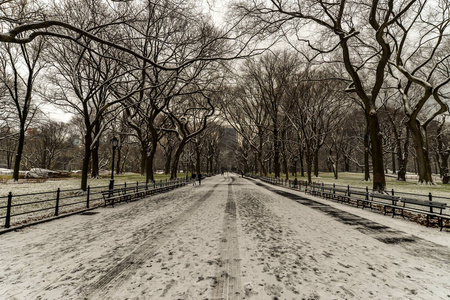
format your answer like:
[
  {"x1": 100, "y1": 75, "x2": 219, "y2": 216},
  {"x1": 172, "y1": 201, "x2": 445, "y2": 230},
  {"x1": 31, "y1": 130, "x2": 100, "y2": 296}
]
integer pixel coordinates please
[{"x1": 1, "y1": 174, "x2": 450, "y2": 299}]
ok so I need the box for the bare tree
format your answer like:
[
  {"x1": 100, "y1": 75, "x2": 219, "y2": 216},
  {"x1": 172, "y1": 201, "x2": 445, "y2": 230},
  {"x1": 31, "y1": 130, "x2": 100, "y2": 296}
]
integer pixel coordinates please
[
  {"x1": 0, "y1": 37, "x2": 44, "y2": 180},
  {"x1": 285, "y1": 70, "x2": 348, "y2": 183},
  {"x1": 234, "y1": 0, "x2": 428, "y2": 190},
  {"x1": 165, "y1": 92, "x2": 216, "y2": 179},
  {"x1": 25, "y1": 120, "x2": 70, "y2": 169},
  {"x1": 219, "y1": 83, "x2": 270, "y2": 176},
  {"x1": 388, "y1": 1, "x2": 450, "y2": 183},
  {"x1": 436, "y1": 116, "x2": 450, "y2": 183}
]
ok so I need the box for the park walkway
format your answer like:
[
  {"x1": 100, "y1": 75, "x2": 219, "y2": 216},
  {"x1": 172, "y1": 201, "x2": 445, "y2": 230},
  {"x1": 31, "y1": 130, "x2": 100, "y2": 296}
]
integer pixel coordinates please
[{"x1": 1, "y1": 174, "x2": 450, "y2": 299}]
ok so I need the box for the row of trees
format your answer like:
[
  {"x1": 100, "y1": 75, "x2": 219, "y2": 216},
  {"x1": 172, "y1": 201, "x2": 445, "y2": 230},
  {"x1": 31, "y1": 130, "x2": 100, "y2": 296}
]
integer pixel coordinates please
[
  {"x1": 0, "y1": 116, "x2": 227, "y2": 178},
  {"x1": 0, "y1": 0, "x2": 252, "y2": 189},
  {"x1": 229, "y1": 0, "x2": 450, "y2": 190},
  {"x1": 1, "y1": 0, "x2": 450, "y2": 190},
  {"x1": 223, "y1": 50, "x2": 450, "y2": 185}
]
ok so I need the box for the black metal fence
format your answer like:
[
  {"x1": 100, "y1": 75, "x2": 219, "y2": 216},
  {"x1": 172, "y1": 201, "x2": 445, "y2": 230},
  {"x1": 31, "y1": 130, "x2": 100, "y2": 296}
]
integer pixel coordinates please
[
  {"x1": 258, "y1": 176, "x2": 450, "y2": 215},
  {"x1": 0, "y1": 178, "x2": 187, "y2": 229}
]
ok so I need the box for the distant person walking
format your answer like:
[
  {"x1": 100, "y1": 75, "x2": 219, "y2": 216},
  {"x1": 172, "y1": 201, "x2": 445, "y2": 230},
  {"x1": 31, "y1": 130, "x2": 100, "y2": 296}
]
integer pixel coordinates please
[
  {"x1": 198, "y1": 173, "x2": 202, "y2": 185},
  {"x1": 191, "y1": 173, "x2": 196, "y2": 186}
]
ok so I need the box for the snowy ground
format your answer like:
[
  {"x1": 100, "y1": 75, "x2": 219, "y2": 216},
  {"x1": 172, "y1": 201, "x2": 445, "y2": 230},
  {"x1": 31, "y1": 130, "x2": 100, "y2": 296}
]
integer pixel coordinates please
[{"x1": 1, "y1": 174, "x2": 450, "y2": 300}]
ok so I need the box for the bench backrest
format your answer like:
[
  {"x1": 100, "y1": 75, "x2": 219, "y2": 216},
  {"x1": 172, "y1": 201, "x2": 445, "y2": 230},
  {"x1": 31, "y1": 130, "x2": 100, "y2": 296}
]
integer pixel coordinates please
[
  {"x1": 350, "y1": 190, "x2": 368, "y2": 197},
  {"x1": 371, "y1": 193, "x2": 399, "y2": 201},
  {"x1": 401, "y1": 198, "x2": 447, "y2": 208},
  {"x1": 102, "y1": 188, "x2": 123, "y2": 197},
  {"x1": 122, "y1": 186, "x2": 137, "y2": 193}
]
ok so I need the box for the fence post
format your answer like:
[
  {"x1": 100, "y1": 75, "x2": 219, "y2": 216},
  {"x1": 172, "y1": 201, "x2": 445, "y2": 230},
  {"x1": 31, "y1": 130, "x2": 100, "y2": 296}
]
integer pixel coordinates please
[
  {"x1": 55, "y1": 188, "x2": 61, "y2": 216},
  {"x1": 392, "y1": 189, "x2": 394, "y2": 196},
  {"x1": 429, "y1": 192, "x2": 433, "y2": 213},
  {"x1": 124, "y1": 182, "x2": 127, "y2": 189},
  {"x1": 87, "y1": 186, "x2": 90, "y2": 208},
  {"x1": 5, "y1": 192, "x2": 12, "y2": 228},
  {"x1": 333, "y1": 183, "x2": 335, "y2": 197},
  {"x1": 347, "y1": 185, "x2": 350, "y2": 196},
  {"x1": 365, "y1": 186, "x2": 369, "y2": 201}
]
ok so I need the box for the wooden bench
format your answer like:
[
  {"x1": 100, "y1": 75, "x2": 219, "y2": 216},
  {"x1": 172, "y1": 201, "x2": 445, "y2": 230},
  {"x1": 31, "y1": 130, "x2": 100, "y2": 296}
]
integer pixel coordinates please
[
  {"x1": 304, "y1": 185, "x2": 314, "y2": 194},
  {"x1": 321, "y1": 187, "x2": 334, "y2": 200},
  {"x1": 122, "y1": 186, "x2": 146, "y2": 200},
  {"x1": 333, "y1": 188, "x2": 351, "y2": 204},
  {"x1": 368, "y1": 193, "x2": 401, "y2": 216},
  {"x1": 305, "y1": 184, "x2": 321, "y2": 196},
  {"x1": 398, "y1": 198, "x2": 447, "y2": 228},
  {"x1": 102, "y1": 188, "x2": 131, "y2": 207}
]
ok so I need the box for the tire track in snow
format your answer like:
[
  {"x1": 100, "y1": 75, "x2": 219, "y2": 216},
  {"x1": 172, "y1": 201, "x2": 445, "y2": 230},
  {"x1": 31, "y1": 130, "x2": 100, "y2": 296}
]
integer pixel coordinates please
[
  {"x1": 211, "y1": 177, "x2": 243, "y2": 300},
  {"x1": 83, "y1": 181, "x2": 223, "y2": 299}
]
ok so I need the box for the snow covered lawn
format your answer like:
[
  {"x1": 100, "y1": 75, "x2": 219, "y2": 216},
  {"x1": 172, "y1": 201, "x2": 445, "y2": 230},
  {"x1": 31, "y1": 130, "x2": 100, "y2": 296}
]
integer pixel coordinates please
[{"x1": 1, "y1": 175, "x2": 449, "y2": 299}]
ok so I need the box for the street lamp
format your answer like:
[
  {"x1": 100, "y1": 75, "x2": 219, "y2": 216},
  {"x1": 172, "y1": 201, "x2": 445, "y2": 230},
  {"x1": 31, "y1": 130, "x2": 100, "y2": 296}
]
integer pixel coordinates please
[
  {"x1": 109, "y1": 136, "x2": 119, "y2": 190},
  {"x1": 293, "y1": 156, "x2": 298, "y2": 186}
]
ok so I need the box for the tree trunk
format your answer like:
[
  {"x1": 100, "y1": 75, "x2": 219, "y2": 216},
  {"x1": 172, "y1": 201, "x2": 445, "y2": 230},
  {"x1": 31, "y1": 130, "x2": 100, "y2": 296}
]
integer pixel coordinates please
[
  {"x1": 396, "y1": 128, "x2": 409, "y2": 181},
  {"x1": 334, "y1": 153, "x2": 339, "y2": 179},
  {"x1": 364, "y1": 130, "x2": 370, "y2": 182},
  {"x1": 91, "y1": 122, "x2": 101, "y2": 178},
  {"x1": 344, "y1": 155, "x2": 350, "y2": 172},
  {"x1": 436, "y1": 119, "x2": 449, "y2": 183},
  {"x1": 164, "y1": 153, "x2": 172, "y2": 175},
  {"x1": 273, "y1": 125, "x2": 280, "y2": 178},
  {"x1": 196, "y1": 148, "x2": 201, "y2": 174},
  {"x1": 442, "y1": 152, "x2": 450, "y2": 184},
  {"x1": 258, "y1": 136, "x2": 264, "y2": 175},
  {"x1": 407, "y1": 119, "x2": 433, "y2": 184},
  {"x1": 209, "y1": 151, "x2": 214, "y2": 174},
  {"x1": 259, "y1": 157, "x2": 267, "y2": 176},
  {"x1": 313, "y1": 150, "x2": 319, "y2": 177},
  {"x1": 392, "y1": 150, "x2": 396, "y2": 174},
  {"x1": 41, "y1": 147, "x2": 47, "y2": 169},
  {"x1": 13, "y1": 126, "x2": 25, "y2": 181},
  {"x1": 306, "y1": 152, "x2": 312, "y2": 184},
  {"x1": 139, "y1": 149, "x2": 146, "y2": 176},
  {"x1": 170, "y1": 140, "x2": 186, "y2": 179},
  {"x1": 283, "y1": 156, "x2": 288, "y2": 180},
  {"x1": 91, "y1": 145, "x2": 99, "y2": 178},
  {"x1": 80, "y1": 132, "x2": 92, "y2": 191},
  {"x1": 368, "y1": 113, "x2": 386, "y2": 191},
  {"x1": 300, "y1": 149, "x2": 304, "y2": 177},
  {"x1": 145, "y1": 150, "x2": 155, "y2": 183},
  {"x1": 7, "y1": 148, "x2": 13, "y2": 169}
]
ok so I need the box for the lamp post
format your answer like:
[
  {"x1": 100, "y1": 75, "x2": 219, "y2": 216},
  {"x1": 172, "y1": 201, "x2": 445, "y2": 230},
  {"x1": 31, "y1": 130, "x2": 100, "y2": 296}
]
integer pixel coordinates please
[
  {"x1": 109, "y1": 136, "x2": 119, "y2": 190},
  {"x1": 294, "y1": 156, "x2": 298, "y2": 186}
]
